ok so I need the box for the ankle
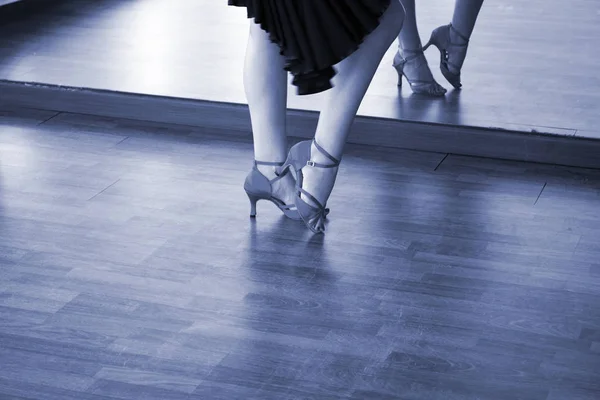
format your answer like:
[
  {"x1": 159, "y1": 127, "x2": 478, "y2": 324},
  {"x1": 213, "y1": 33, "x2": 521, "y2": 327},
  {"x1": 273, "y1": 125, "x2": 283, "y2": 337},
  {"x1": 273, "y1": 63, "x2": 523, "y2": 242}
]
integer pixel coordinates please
[
  {"x1": 300, "y1": 163, "x2": 338, "y2": 208},
  {"x1": 449, "y1": 25, "x2": 469, "y2": 44},
  {"x1": 256, "y1": 165, "x2": 279, "y2": 179},
  {"x1": 310, "y1": 142, "x2": 340, "y2": 167},
  {"x1": 399, "y1": 47, "x2": 422, "y2": 58}
]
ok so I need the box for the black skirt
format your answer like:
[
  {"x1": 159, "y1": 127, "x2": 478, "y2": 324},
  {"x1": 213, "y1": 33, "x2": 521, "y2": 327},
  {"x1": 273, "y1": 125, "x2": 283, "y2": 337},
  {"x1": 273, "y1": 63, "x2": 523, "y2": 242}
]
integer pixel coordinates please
[{"x1": 228, "y1": 0, "x2": 391, "y2": 95}]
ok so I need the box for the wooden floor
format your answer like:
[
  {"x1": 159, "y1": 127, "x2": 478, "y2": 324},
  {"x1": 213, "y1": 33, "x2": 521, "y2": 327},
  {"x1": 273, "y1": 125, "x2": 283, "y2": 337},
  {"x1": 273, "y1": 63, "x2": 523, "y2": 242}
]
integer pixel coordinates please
[
  {"x1": 1, "y1": 0, "x2": 599, "y2": 138},
  {"x1": 1, "y1": 106, "x2": 600, "y2": 399}
]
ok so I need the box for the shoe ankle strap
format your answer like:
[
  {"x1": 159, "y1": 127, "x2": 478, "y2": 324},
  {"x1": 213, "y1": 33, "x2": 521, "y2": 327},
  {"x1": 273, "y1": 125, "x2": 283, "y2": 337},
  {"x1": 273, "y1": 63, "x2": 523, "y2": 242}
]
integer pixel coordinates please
[
  {"x1": 297, "y1": 185, "x2": 326, "y2": 210},
  {"x1": 254, "y1": 159, "x2": 288, "y2": 181},
  {"x1": 254, "y1": 160, "x2": 285, "y2": 166},
  {"x1": 307, "y1": 139, "x2": 340, "y2": 168},
  {"x1": 398, "y1": 48, "x2": 425, "y2": 63},
  {"x1": 449, "y1": 23, "x2": 469, "y2": 44}
]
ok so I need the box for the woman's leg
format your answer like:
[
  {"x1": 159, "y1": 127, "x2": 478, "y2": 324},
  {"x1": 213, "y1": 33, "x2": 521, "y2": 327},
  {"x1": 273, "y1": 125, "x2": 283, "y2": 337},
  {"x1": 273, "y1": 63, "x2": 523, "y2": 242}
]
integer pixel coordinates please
[
  {"x1": 435, "y1": 0, "x2": 484, "y2": 77},
  {"x1": 451, "y1": 0, "x2": 484, "y2": 39},
  {"x1": 300, "y1": 0, "x2": 406, "y2": 207},
  {"x1": 244, "y1": 22, "x2": 288, "y2": 166},
  {"x1": 445, "y1": 0, "x2": 484, "y2": 75},
  {"x1": 243, "y1": 21, "x2": 295, "y2": 204},
  {"x1": 396, "y1": 0, "x2": 421, "y2": 50},
  {"x1": 394, "y1": 0, "x2": 445, "y2": 94}
]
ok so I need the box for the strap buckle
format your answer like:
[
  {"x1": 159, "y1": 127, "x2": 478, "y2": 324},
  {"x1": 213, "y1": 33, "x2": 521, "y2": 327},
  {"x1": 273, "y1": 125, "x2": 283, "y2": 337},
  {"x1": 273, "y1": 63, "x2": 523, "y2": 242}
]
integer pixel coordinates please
[{"x1": 306, "y1": 160, "x2": 316, "y2": 167}]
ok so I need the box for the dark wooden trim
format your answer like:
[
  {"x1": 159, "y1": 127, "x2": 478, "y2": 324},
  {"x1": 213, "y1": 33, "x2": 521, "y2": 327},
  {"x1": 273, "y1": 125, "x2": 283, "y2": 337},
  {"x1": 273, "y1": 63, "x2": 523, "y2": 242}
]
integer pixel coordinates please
[{"x1": 2, "y1": 80, "x2": 599, "y2": 169}]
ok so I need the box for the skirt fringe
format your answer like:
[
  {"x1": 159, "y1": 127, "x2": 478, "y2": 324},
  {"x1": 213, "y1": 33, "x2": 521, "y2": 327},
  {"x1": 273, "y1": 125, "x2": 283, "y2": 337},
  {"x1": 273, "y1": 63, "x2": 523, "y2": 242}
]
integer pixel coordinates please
[{"x1": 229, "y1": 0, "x2": 391, "y2": 95}]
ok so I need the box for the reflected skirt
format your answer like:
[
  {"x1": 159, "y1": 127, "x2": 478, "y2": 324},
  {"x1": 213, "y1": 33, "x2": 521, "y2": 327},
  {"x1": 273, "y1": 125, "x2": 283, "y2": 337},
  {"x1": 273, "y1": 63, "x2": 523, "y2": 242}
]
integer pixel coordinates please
[{"x1": 228, "y1": 0, "x2": 391, "y2": 95}]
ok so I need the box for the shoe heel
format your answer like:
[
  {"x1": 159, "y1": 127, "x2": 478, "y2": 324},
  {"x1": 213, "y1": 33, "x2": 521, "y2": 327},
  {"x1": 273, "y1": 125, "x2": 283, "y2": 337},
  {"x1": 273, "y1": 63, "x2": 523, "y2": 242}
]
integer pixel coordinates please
[
  {"x1": 276, "y1": 152, "x2": 294, "y2": 176},
  {"x1": 246, "y1": 192, "x2": 260, "y2": 217},
  {"x1": 422, "y1": 38, "x2": 432, "y2": 51},
  {"x1": 393, "y1": 64, "x2": 403, "y2": 87},
  {"x1": 423, "y1": 25, "x2": 443, "y2": 52},
  {"x1": 423, "y1": 27, "x2": 439, "y2": 51},
  {"x1": 392, "y1": 52, "x2": 403, "y2": 87},
  {"x1": 277, "y1": 140, "x2": 312, "y2": 176},
  {"x1": 276, "y1": 162, "x2": 292, "y2": 177}
]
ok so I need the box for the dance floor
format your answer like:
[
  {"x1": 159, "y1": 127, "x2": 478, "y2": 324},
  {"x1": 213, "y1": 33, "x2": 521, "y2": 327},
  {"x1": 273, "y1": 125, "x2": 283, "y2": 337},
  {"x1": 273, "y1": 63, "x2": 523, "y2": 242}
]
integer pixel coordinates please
[
  {"x1": 0, "y1": 0, "x2": 599, "y2": 138},
  {"x1": 1, "y1": 106, "x2": 600, "y2": 400},
  {"x1": 1, "y1": 2, "x2": 600, "y2": 398}
]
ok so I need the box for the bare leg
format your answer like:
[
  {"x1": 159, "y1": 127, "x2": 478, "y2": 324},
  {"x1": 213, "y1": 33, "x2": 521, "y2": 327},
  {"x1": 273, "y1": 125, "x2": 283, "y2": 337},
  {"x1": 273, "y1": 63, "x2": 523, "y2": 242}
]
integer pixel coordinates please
[
  {"x1": 394, "y1": 0, "x2": 445, "y2": 95},
  {"x1": 300, "y1": 0, "x2": 406, "y2": 207},
  {"x1": 451, "y1": 0, "x2": 484, "y2": 39},
  {"x1": 445, "y1": 0, "x2": 484, "y2": 75},
  {"x1": 243, "y1": 22, "x2": 295, "y2": 205},
  {"x1": 396, "y1": 0, "x2": 421, "y2": 50}
]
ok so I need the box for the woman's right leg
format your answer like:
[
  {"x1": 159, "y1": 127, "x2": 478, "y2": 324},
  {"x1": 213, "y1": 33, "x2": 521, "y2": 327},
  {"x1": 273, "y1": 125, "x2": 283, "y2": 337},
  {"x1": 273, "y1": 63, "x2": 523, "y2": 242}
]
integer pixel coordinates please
[
  {"x1": 244, "y1": 22, "x2": 288, "y2": 166},
  {"x1": 451, "y1": 0, "x2": 485, "y2": 40},
  {"x1": 299, "y1": 0, "x2": 406, "y2": 209},
  {"x1": 244, "y1": 21, "x2": 296, "y2": 205},
  {"x1": 445, "y1": 0, "x2": 485, "y2": 75}
]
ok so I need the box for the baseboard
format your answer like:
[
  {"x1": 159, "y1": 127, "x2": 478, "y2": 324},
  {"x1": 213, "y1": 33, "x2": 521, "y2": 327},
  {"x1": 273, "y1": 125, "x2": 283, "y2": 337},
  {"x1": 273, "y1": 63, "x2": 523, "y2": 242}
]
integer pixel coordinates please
[{"x1": 1, "y1": 79, "x2": 599, "y2": 169}]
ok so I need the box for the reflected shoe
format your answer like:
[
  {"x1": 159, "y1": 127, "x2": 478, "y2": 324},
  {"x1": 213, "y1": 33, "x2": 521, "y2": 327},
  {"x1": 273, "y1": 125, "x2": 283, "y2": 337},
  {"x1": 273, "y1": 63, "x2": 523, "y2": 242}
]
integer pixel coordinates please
[
  {"x1": 422, "y1": 23, "x2": 469, "y2": 89},
  {"x1": 278, "y1": 139, "x2": 339, "y2": 234},
  {"x1": 243, "y1": 160, "x2": 301, "y2": 220},
  {"x1": 392, "y1": 49, "x2": 446, "y2": 96}
]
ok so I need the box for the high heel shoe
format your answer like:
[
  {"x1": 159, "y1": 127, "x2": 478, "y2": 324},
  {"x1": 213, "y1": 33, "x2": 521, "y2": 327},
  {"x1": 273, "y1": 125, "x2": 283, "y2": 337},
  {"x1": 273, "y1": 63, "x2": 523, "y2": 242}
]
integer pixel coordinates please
[
  {"x1": 278, "y1": 139, "x2": 340, "y2": 234},
  {"x1": 422, "y1": 23, "x2": 469, "y2": 89},
  {"x1": 243, "y1": 160, "x2": 301, "y2": 220},
  {"x1": 392, "y1": 49, "x2": 446, "y2": 97}
]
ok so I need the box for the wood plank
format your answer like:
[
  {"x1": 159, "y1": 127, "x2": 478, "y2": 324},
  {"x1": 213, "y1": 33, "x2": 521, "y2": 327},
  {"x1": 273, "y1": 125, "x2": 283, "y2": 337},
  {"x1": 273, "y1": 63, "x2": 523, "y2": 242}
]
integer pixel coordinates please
[{"x1": 0, "y1": 109, "x2": 599, "y2": 399}]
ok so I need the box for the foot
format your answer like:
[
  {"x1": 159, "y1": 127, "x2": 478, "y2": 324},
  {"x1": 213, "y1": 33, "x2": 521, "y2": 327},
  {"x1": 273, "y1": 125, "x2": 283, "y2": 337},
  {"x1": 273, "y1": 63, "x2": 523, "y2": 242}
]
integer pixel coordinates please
[
  {"x1": 299, "y1": 142, "x2": 339, "y2": 209},
  {"x1": 393, "y1": 49, "x2": 446, "y2": 96},
  {"x1": 447, "y1": 25, "x2": 469, "y2": 75},
  {"x1": 399, "y1": 49, "x2": 446, "y2": 95},
  {"x1": 256, "y1": 164, "x2": 297, "y2": 207}
]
